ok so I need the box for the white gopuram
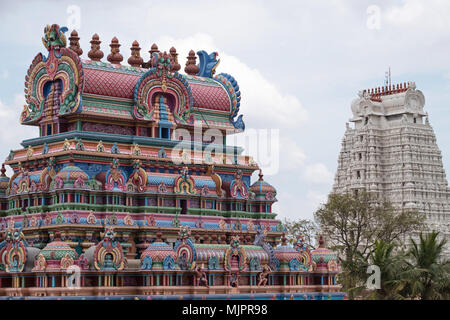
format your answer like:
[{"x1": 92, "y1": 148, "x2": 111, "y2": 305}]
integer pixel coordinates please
[{"x1": 333, "y1": 81, "x2": 450, "y2": 258}]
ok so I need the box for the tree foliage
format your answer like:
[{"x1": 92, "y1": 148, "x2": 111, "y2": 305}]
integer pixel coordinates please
[
  {"x1": 314, "y1": 191, "x2": 425, "y2": 298},
  {"x1": 401, "y1": 231, "x2": 450, "y2": 300},
  {"x1": 314, "y1": 191, "x2": 425, "y2": 260},
  {"x1": 282, "y1": 218, "x2": 318, "y2": 249}
]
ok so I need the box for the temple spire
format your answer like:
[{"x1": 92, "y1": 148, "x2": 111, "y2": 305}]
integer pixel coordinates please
[
  {"x1": 185, "y1": 50, "x2": 199, "y2": 75},
  {"x1": 169, "y1": 47, "x2": 181, "y2": 72},
  {"x1": 258, "y1": 169, "x2": 264, "y2": 181},
  {"x1": 107, "y1": 37, "x2": 123, "y2": 65},
  {"x1": 149, "y1": 43, "x2": 159, "y2": 57},
  {"x1": 128, "y1": 40, "x2": 143, "y2": 67},
  {"x1": 68, "y1": 30, "x2": 83, "y2": 56},
  {"x1": 142, "y1": 43, "x2": 160, "y2": 68},
  {"x1": 318, "y1": 234, "x2": 325, "y2": 248},
  {"x1": 88, "y1": 34, "x2": 104, "y2": 61}
]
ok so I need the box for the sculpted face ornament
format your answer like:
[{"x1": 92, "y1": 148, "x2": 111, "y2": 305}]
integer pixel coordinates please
[
  {"x1": 42, "y1": 24, "x2": 68, "y2": 52},
  {"x1": 42, "y1": 24, "x2": 68, "y2": 81},
  {"x1": 178, "y1": 226, "x2": 191, "y2": 241}
]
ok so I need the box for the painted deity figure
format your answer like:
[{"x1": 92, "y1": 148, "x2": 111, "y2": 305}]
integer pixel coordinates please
[
  {"x1": 111, "y1": 142, "x2": 120, "y2": 154},
  {"x1": 54, "y1": 176, "x2": 64, "y2": 189},
  {"x1": 230, "y1": 273, "x2": 239, "y2": 287},
  {"x1": 178, "y1": 252, "x2": 188, "y2": 270},
  {"x1": 74, "y1": 175, "x2": 85, "y2": 188},
  {"x1": 258, "y1": 265, "x2": 271, "y2": 286},
  {"x1": 96, "y1": 140, "x2": 105, "y2": 152},
  {"x1": 132, "y1": 143, "x2": 141, "y2": 156},
  {"x1": 194, "y1": 266, "x2": 209, "y2": 288},
  {"x1": 75, "y1": 138, "x2": 84, "y2": 151},
  {"x1": 295, "y1": 235, "x2": 306, "y2": 252},
  {"x1": 63, "y1": 138, "x2": 70, "y2": 151},
  {"x1": 26, "y1": 146, "x2": 34, "y2": 158},
  {"x1": 42, "y1": 143, "x2": 49, "y2": 155},
  {"x1": 104, "y1": 253, "x2": 114, "y2": 269},
  {"x1": 158, "y1": 182, "x2": 167, "y2": 193}
]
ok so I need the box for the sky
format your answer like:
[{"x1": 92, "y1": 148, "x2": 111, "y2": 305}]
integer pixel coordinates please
[{"x1": 0, "y1": 0, "x2": 450, "y2": 222}]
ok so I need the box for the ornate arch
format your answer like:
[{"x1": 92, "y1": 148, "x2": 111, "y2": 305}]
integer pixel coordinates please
[
  {"x1": 105, "y1": 158, "x2": 127, "y2": 191},
  {"x1": 214, "y1": 73, "x2": 242, "y2": 129},
  {"x1": 133, "y1": 58, "x2": 194, "y2": 123},
  {"x1": 230, "y1": 170, "x2": 248, "y2": 199},
  {"x1": 22, "y1": 44, "x2": 84, "y2": 124},
  {"x1": 126, "y1": 160, "x2": 147, "y2": 193},
  {"x1": 1, "y1": 229, "x2": 27, "y2": 272},
  {"x1": 174, "y1": 226, "x2": 196, "y2": 270},
  {"x1": 93, "y1": 228, "x2": 125, "y2": 271},
  {"x1": 224, "y1": 235, "x2": 247, "y2": 272},
  {"x1": 174, "y1": 167, "x2": 196, "y2": 194}
]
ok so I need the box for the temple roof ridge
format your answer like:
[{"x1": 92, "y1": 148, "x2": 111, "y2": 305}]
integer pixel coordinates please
[{"x1": 360, "y1": 81, "x2": 416, "y2": 102}]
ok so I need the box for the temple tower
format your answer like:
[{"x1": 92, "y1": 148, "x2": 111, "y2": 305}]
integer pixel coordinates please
[{"x1": 333, "y1": 82, "x2": 450, "y2": 258}]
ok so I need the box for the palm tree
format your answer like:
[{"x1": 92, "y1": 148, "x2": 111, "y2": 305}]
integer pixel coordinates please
[
  {"x1": 401, "y1": 231, "x2": 450, "y2": 300},
  {"x1": 349, "y1": 240, "x2": 406, "y2": 299},
  {"x1": 365, "y1": 240, "x2": 407, "y2": 299}
]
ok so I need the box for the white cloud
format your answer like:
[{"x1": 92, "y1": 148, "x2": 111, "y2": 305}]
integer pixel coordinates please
[
  {"x1": 306, "y1": 190, "x2": 327, "y2": 213},
  {"x1": 384, "y1": 0, "x2": 450, "y2": 30},
  {"x1": 304, "y1": 163, "x2": 334, "y2": 185},
  {"x1": 274, "y1": 190, "x2": 328, "y2": 221},
  {"x1": 280, "y1": 136, "x2": 306, "y2": 170},
  {"x1": 0, "y1": 94, "x2": 39, "y2": 176},
  {"x1": 155, "y1": 33, "x2": 308, "y2": 129},
  {"x1": 0, "y1": 70, "x2": 8, "y2": 79}
]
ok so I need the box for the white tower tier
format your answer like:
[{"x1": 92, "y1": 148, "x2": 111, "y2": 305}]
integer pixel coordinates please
[{"x1": 333, "y1": 82, "x2": 450, "y2": 258}]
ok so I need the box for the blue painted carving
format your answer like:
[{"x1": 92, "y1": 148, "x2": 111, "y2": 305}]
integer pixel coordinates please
[
  {"x1": 254, "y1": 228, "x2": 277, "y2": 271},
  {"x1": 232, "y1": 114, "x2": 245, "y2": 131},
  {"x1": 42, "y1": 143, "x2": 49, "y2": 155},
  {"x1": 289, "y1": 258, "x2": 308, "y2": 271},
  {"x1": 208, "y1": 256, "x2": 219, "y2": 270},
  {"x1": 272, "y1": 257, "x2": 280, "y2": 271},
  {"x1": 111, "y1": 142, "x2": 120, "y2": 154},
  {"x1": 158, "y1": 147, "x2": 167, "y2": 158},
  {"x1": 197, "y1": 50, "x2": 219, "y2": 78},
  {"x1": 141, "y1": 255, "x2": 153, "y2": 270},
  {"x1": 163, "y1": 255, "x2": 175, "y2": 270},
  {"x1": 249, "y1": 257, "x2": 261, "y2": 271},
  {"x1": 289, "y1": 258, "x2": 300, "y2": 271}
]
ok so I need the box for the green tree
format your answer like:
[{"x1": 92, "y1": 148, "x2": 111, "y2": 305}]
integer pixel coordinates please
[
  {"x1": 282, "y1": 218, "x2": 318, "y2": 249},
  {"x1": 314, "y1": 191, "x2": 425, "y2": 299},
  {"x1": 401, "y1": 231, "x2": 450, "y2": 300}
]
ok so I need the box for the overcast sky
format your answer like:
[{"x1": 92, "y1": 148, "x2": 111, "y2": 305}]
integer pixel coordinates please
[{"x1": 1, "y1": 0, "x2": 450, "y2": 221}]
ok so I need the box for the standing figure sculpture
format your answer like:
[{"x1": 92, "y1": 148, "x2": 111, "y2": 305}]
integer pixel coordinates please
[
  {"x1": 194, "y1": 266, "x2": 209, "y2": 288},
  {"x1": 258, "y1": 265, "x2": 271, "y2": 286}
]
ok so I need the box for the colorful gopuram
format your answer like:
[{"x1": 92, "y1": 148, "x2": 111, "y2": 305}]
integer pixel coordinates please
[{"x1": 0, "y1": 24, "x2": 343, "y2": 300}]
